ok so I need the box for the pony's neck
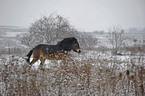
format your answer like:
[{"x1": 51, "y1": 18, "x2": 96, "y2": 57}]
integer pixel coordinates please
[{"x1": 57, "y1": 44, "x2": 71, "y2": 52}]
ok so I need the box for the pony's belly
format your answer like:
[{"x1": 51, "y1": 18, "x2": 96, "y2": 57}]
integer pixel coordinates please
[{"x1": 45, "y1": 53, "x2": 68, "y2": 60}]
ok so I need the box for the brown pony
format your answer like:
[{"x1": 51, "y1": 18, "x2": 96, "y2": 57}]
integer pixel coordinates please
[{"x1": 25, "y1": 37, "x2": 81, "y2": 66}]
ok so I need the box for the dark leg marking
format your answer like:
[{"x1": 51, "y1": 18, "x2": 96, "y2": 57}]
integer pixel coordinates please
[{"x1": 40, "y1": 56, "x2": 46, "y2": 66}]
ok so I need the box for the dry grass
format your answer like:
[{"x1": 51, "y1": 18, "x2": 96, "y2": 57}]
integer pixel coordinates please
[
  {"x1": 124, "y1": 45, "x2": 145, "y2": 56},
  {"x1": 0, "y1": 48, "x2": 27, "y2": 56},
  {"x1": 0, "y1": 55, "x2": 144, "y2": 96}
]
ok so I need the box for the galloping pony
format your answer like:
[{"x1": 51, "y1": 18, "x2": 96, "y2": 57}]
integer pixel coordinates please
[{"x1": 25, "y1": 37, "x2": 81, "y2": 66}]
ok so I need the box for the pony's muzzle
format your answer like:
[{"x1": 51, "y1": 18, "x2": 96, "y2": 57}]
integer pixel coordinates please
[{"x1": 76, "y1": 48, "x2": 81, "y2": 53}]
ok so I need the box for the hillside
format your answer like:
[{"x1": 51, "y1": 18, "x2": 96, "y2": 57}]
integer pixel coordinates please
[
  {"x1": 0, "y1": 26, "x2": 28, "y2": 51},
  {"x1": 0, "y1": 26, "x2": 28, "y2": 32}
]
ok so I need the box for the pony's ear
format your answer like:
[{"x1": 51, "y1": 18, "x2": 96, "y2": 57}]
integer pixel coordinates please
[{"x1": 57, "y1": 41, "x2": 61, "y2": 45}]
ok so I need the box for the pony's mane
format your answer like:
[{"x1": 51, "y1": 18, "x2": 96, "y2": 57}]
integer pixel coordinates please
[{"x1": 57, "y1": 37, "x2": 76, "y2": 45}]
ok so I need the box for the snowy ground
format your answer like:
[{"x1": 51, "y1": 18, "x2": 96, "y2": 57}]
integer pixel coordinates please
[{"x1": 0, "y1": 32, "x2": 145, "y2": 95}]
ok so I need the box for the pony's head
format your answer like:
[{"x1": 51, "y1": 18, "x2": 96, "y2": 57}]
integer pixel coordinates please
[{"x1": 58, "y1": 37, "x2": 81, "y2": 53}]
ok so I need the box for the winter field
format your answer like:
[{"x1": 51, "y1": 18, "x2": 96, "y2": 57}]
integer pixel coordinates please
[{"x1": 0, "y1": 31, "x2": 145, "y2": 96}]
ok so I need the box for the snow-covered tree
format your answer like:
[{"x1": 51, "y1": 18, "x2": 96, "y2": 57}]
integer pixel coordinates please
[{"x1": 20, "y1": 14, "x2": 97, "y2": 49}]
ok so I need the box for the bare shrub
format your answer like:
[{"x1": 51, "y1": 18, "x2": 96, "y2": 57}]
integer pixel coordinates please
[{"x1": 107, "y1": 26, "x2": 127, "y2": 55}]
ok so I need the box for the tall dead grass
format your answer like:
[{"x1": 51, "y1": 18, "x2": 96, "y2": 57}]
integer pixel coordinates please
[{"x1": 0, "y1": 55, "x2": 144, "y2": 96}]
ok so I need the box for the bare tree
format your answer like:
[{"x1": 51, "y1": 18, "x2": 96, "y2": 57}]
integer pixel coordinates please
[
  {"x1": 107, "y1": 26, "x2": 126, "y2": 55},
  {"x1": 20, "y1": 14, "x2": 97, "y2": 49}
]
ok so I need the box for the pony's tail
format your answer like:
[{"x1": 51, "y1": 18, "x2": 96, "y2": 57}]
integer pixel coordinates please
[{"x1": 25, "y1": 49, "x2": 33, "y2": 63}]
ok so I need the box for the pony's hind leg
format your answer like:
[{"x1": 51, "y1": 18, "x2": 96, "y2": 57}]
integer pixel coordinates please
[
  {"x1": 30, "y1": 58, "x2": 39, "y2": 65},
  {"x1": 26, "y1": 58, "x2": 39, "y2": 71}
]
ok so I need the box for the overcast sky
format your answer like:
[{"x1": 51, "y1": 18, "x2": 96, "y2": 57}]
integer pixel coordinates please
[{"x1": 0, "y1": 0, "x2": 145, "y2": 31}]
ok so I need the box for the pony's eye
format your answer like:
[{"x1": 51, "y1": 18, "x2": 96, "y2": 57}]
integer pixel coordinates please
[{"x1": 75, "y1": 44, "x2": 79, "y2": 47}]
